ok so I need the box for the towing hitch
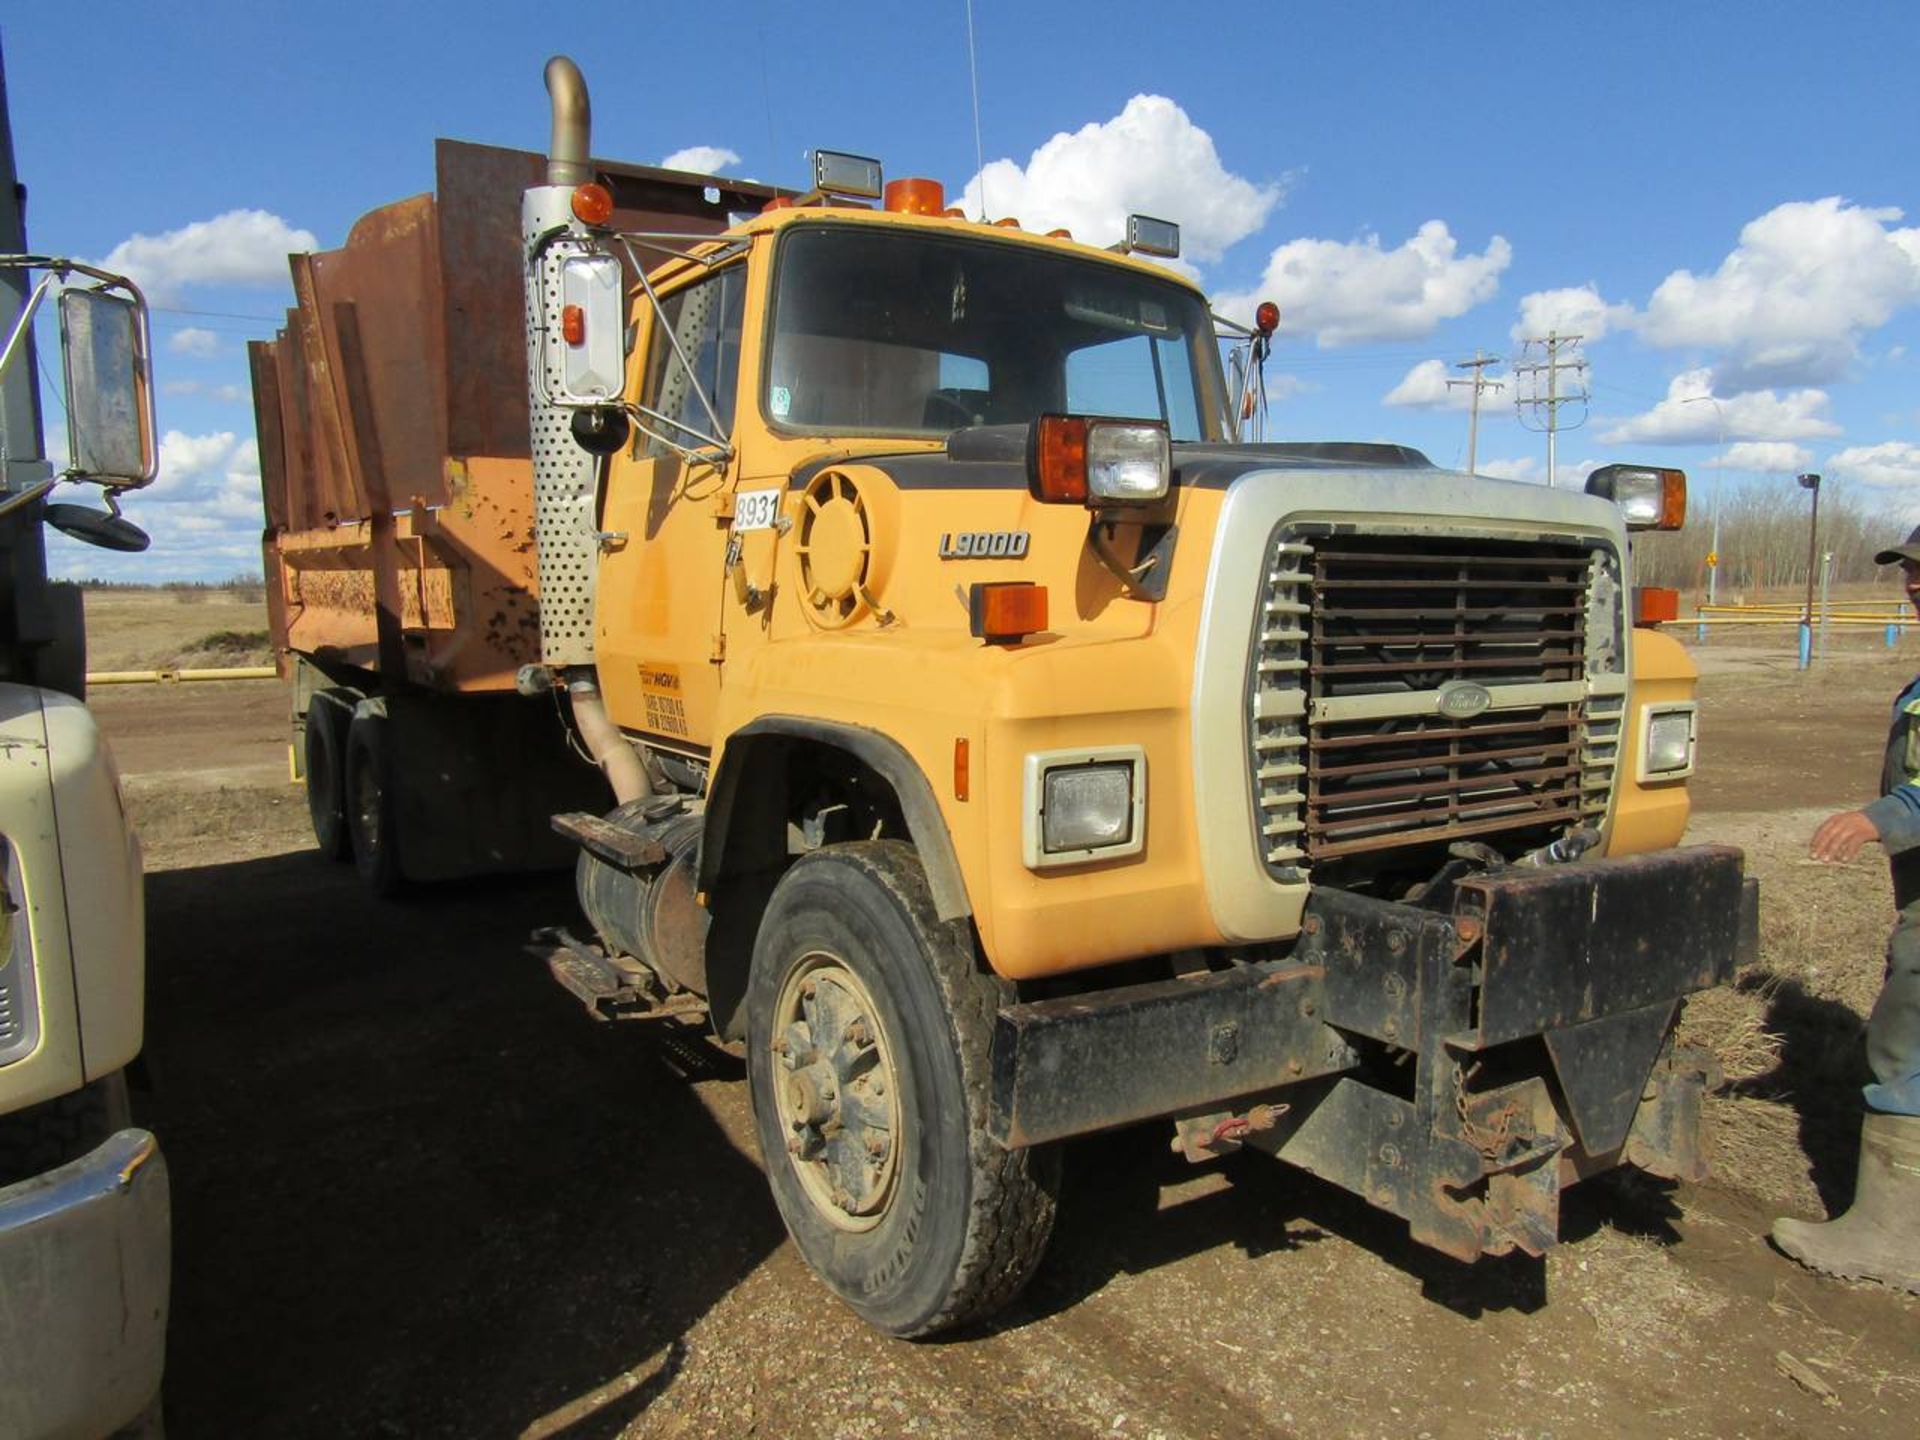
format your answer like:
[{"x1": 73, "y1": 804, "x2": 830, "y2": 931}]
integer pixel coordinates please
[{"x1": 990, "y1": 844, "x2": 1754, "y2": 1262}]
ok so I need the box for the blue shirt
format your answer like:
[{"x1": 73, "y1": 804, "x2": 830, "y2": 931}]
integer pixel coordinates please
[{"x1": 1864, "y1": 673, "x2": 1920, "y2": 851}]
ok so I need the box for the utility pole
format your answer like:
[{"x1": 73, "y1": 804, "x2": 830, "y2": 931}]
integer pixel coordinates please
[
  {"x1": 1512, "y1": 331, "x2": 1589, "y2": 487},
  {"x1": 1447, "y1": 351, "x2": 1502, "y2": 474}
]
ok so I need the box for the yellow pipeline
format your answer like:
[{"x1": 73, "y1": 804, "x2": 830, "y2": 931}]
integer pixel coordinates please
[{"x1": 87, "y1": 666, "x2": 280, "y2": 685}]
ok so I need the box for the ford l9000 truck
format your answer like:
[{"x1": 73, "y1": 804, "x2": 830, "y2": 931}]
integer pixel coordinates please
[{"x1": 254, "y1": 57, "x2": 1753, "y2": 1338}]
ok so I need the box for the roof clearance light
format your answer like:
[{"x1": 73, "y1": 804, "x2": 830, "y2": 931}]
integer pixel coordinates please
[
  {"x1": 812, "y1": 150, "x2": 884, "y2": 199},
  {"x1": 1030, "y1": 415, "x2": 1171, "y2": 506},
  {"x1": 1047, "y1": 228, "x2": 1073, "y2": 240},
  {"x1": 1586, "y1": 464, "x2": 1687, "y2": 531},
  {"x1": 884, "y1": 178, "x2": 946, "y2": 215},
  {"x1": 993, "y1": 217, "x2": 1022, "y2": 228},
  {"x1": 571, "y1": 182, "x2": 615, "y2": 227},
  {"x1": 1124, "y1": 214, "x2": 1180, "y2": 258}
]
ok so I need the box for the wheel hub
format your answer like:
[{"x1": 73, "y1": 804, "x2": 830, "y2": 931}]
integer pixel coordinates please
[{"x1": 773, "y1": 957, "x2": 900, "y2": 1230}]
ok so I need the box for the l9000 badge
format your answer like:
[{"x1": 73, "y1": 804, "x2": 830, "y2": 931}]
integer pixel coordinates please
[{"x1": 939, "y1": 530, "x2": 1030, "y2": 559}]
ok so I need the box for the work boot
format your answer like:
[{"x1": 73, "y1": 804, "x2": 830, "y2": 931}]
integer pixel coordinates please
[{"x1": 1770, "y1": 1111, "x2": 1920, "y2": 1294}]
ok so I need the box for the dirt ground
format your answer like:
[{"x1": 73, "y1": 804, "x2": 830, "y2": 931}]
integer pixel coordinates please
[{"x1": 94, "y1": 619, "x2": 1918, "y2": 1439}]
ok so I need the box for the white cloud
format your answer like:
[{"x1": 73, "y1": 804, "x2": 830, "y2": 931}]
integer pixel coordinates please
[
  {"x1": 1512, "y1": 285, "x2": 1633, "y2": 344},
  {"x1": 45, "y1": 429, "x2": 266, "y2": 582},
  {"x1": 1710, "y1": 441, "x2": 1814, "y2": 473},
  {"x1": 167, "y1": 327, "x2": 220, "y2": 357},
  {"x1": 100, "y1": 210, "x2": 316, "y2": 302},
  {"x1": 1383, "y1": 357, "x2": 1510, "y2": 411},
  {"x1": 1219, "y1": 222, "x2": 1511, "y2": 346},
  {"x1": 659, "y1": 145, "x2": 742, "y2": 175},
  {"x1": 1826, "y1": 441, "x2": 1920, "y2": 493},
  {"x1": 958, "y1": 95, "x2": 1283, "y2": 264},
  {"x1": 1599, "y1": 369, "x2": 1842, "y2": 444},
  {"x1": 1639, "y1": 198, "x2": 1920, "y2": 389},
  {"x1": 1478, "y1": 456, "x2": 1542, "y2": 483}
]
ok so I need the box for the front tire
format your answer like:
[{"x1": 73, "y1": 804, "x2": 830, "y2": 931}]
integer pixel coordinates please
[{"x1": 745, "y1": 841, "x2": 1057, "y2": 1337}]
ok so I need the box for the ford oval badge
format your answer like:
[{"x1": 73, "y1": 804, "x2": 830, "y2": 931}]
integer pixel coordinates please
[{"x1": 1436, "y1": 680, "x2": 1492, "y2": 720}]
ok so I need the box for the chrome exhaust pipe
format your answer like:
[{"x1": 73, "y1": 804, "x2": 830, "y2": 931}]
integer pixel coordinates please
[{"x1": 543, "y1": 55, "x2": 591, "y2": 186}]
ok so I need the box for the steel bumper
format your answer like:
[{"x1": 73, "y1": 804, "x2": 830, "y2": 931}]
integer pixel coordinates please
[
  {"x1": 0, "y1": 1129, "x2": 171, "y2": 1439},
  {"x1": 990, "y1": 845, "x2": 1755, "y2": 1260}
]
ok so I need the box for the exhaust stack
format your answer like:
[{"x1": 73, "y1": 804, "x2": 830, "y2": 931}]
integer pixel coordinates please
[{"x1": 544, "y1": 55, "x2": 591, "y2": 186}]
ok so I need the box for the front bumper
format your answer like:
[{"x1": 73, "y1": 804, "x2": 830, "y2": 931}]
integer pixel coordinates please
[
  {"x1": 0, "y1": 1129, "x2": 171, "y2": 1439},
  {"x1": 991, "y1": 844, "x2": 1755, "y2": 1261}
]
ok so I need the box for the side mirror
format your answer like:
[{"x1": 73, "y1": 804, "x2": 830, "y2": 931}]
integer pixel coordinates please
[
  {"x1": 44, "y1": 500, "x2": 151, "y2": 553},
  {"x1": 555, "y1": 252, "x2": 627, "y2": 403},
  {"x1": 59, "y1": 285, "x2": 156, "y2": 487}
]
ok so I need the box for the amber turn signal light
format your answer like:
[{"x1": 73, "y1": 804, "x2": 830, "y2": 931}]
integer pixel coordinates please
[
  {"x1": 1634, "y1": 586, "x2": 1680, "y2": 626},
  {"x1": 1031, "y1": 416, "x2": 1091, "y2": 503},
  {"x1": 1586, "y1": 464, "x2": 1687, "y2": 531},
  {"x1": 561, "y1": 304, "x2": 585, "y2": 346},
  {"x1": 571, "y1": 182, "x2": 615, "y2": 227},
  {"x1": 969, "y1": 582, "x2": 1048, "y2": 643}
]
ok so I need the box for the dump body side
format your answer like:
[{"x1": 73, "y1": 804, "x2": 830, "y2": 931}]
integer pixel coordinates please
[{"x1": 251, "y1": 140, "x2": 781, "y2": 691}]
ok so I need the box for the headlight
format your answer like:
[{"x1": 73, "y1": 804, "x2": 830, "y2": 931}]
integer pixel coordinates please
[
  {"x1": 1022, "y1": 747, "x2": 1147, "y2": 868},
  {"x1": 1638, "y1": 703, "x2": 1697, "y2": 781},
  {"x1": 1586, "y1": 464, "x2": 1686, "y2": 531},
  {"x1": 1086, "y1": 422, "x2": 1171, "y2": 503}
]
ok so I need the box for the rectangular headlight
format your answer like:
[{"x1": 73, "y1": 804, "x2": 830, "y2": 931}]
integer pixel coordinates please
[
  {"x1": 1086, "y1": 421, "x2": 1171, "y2": 503},
  {"x1": 1022, "y1": 747, "x2": 1147, "y2": 868},
  {"x1": 1044, "y1": 764, "x2": 1132, "y2": 852},
  {"x1": 1586, "y1": 464, "x2": 1687, "y2": 531},
  {"x1": 1639, "y1": 703, "x2": 1697, "y2": 781}
]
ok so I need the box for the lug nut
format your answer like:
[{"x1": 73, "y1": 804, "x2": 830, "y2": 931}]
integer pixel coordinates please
[
  {"x1": 786, "y1": 1136, "x2": 804, "y2": 1155},
  {"x1": 801, "y1": 979, "x2": 818, "y2": 1000},
  {"x1": 865, "y1": 1134, "x2": 887, "y2": 1157},
  {"x1": 773, "y1": 1036, "x2": 788, "y2": 1057},
  {"x1": 847, "y1": 1019, "x2": 869, "y2": 1046}
]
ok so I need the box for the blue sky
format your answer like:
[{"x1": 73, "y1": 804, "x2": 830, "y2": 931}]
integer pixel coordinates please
[{"x1": 6, "y1": 1, "x2": 1917, "y2": 579}]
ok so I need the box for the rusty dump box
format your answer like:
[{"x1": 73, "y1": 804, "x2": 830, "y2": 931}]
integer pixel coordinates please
[{"x1": 248, "y1": 141, "x2": 778, "y2": 691}]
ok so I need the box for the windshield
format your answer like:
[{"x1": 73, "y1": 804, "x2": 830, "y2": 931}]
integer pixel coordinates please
[{"x1": 765, "y1": 224, "x2": 1227, "y2": 441}]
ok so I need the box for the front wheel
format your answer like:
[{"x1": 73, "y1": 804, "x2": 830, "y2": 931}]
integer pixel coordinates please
[{"x1": 745, "y1": 841, "x2": 1058, "y2": 1337}]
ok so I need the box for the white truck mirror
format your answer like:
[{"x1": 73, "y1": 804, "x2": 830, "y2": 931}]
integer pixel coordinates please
[
  {"x1": 555, "y1": 252, "x2": 626, "y2": 403},
  {"x1": 58, "y1": 285, "x2": 156, "y2": 487}
]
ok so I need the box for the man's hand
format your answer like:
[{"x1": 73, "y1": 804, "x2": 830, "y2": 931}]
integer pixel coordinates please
[{"x1": 1811, "y1": 809, "x2": 1880, "y2": 862}]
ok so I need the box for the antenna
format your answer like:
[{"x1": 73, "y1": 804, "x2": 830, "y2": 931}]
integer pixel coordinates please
[
  {"x1": 965, "y1": 0, "x2": 987, "y2": 220},
  {"x1": 1511, "y1": 331, "x2": 1589, "y2": 488}
]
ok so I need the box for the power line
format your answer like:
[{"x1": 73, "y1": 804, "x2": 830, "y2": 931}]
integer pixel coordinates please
[
  {"x1": 1512, "y1": 331, "x2": 1589, "y2": 488},
  {"x1": 1447, "y1": 349, "x2": 1503, "y2": 474}
]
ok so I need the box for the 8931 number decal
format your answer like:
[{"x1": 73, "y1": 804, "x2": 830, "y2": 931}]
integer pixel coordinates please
[{"x1": 733, "y1": 489, "x2": 783, "y2": 532}]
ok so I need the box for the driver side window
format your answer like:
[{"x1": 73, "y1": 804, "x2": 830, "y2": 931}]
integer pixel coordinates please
[{"x1": 639, "y1": 266, "x2": 746, "y2": 459}]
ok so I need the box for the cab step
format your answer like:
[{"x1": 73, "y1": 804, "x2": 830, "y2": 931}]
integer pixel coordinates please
[{"x1": 531, "y1": 926, "x2": 708, "y2": 1024}]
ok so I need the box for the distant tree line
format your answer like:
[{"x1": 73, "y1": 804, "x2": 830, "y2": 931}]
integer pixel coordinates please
[{"x1": 1632, "y1": 480, "x2": 1908, "y2": 593}]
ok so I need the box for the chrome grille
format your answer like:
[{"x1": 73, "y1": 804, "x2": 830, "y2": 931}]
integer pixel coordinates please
[
  {"x1": 1248, "y1": 530, "x2": 1609, "y2": 873},
  {"x1": 1248, "y1": 536, "x2": 1312, "y2": 874}
]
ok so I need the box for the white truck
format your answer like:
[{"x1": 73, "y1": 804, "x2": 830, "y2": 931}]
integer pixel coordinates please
[{"x1": 0, "y1": 45, "x2": 169, "y2": 1439}]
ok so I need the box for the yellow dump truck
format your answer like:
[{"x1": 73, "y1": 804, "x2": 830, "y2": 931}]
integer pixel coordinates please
[{"x1": 254, "y1": 57, "x2": 1754, "y2": 1338}]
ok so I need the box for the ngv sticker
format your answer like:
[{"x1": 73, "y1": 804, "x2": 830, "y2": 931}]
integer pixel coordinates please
[{"x1": 939, "y1": 530, "x2": 1030, "y2": 559}]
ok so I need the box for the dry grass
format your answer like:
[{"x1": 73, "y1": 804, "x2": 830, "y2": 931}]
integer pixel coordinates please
[
  {"x1": 82, "y1": 587, "x2": 271, "y2": 670},
  {"x1": 1679, "y1": 806, "x2": 1893, "y2": 1212}
]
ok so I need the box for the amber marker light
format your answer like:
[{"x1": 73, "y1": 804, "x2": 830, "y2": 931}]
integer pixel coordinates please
[
  {"x1": 954, "y1": 738, "x2": 971, "y2": 801},
  {"x1": 969, "y1": 583, "x2": 1049, "y2": 644},
  {"x1": 1255, "y1": 300, "x2": 1281, "y2": 336},
  {"x1": 884, "y1": 177, "x2": 946, "y2": 215},
  {"x1": 561, "y1": 304, "x2": 585, "y2": 346},
  {"x1": 993, "y1": 216, "x2": 1022, "y2": 228},
  {"x1": 1031, "y1": 415, "x2": 1090, "y2": 503},
  {"x1": 571, "y1": 182, "x2": 615, "y2": 226},
  {"x1": 1635, "y1": 586, "x2": 1681, "y2": 626}
]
